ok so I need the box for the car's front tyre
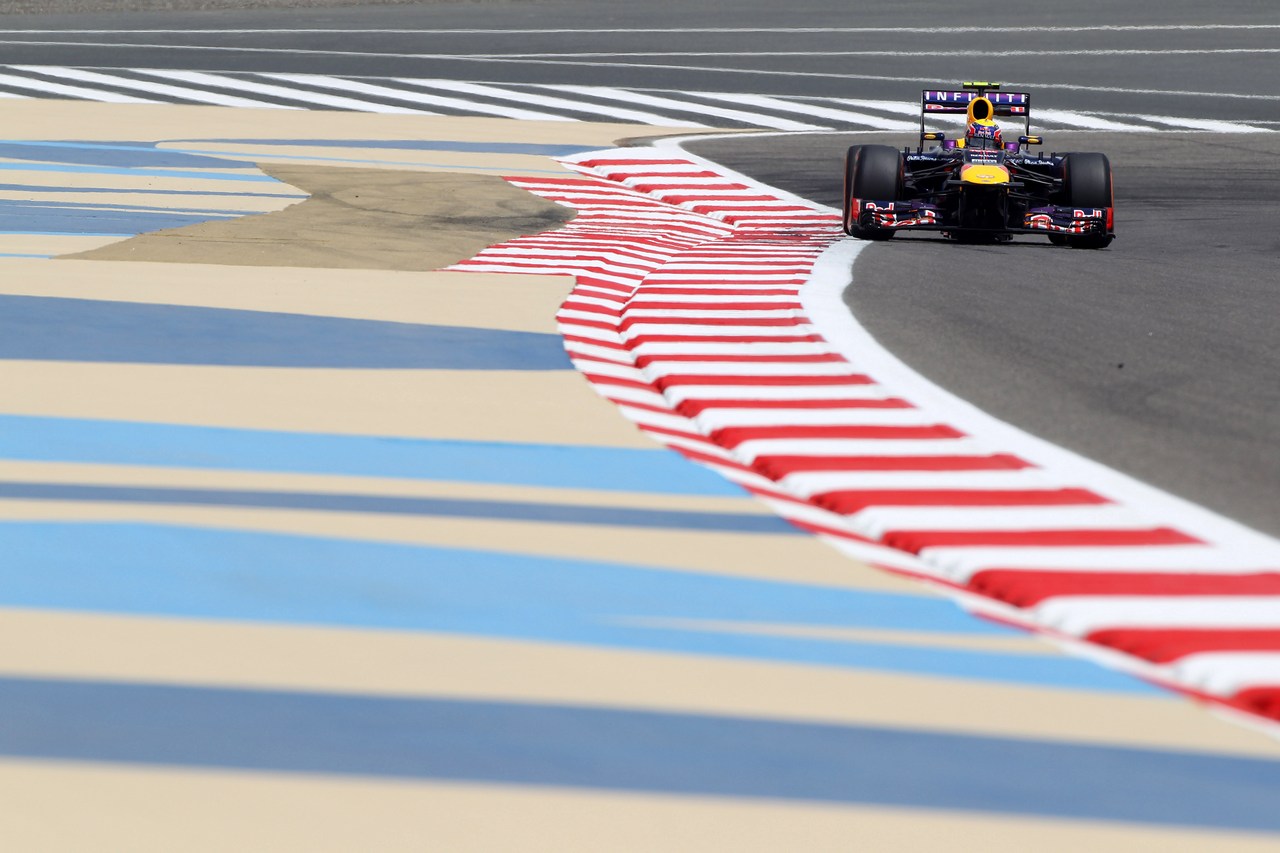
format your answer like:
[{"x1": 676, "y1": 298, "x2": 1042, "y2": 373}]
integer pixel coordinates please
[
  {"x1": 843, "y1": 144, "x2": 901, "y2": 240},
  {"x1": 1060, "y1": 152, "x2": 1114, "y2": 249}
]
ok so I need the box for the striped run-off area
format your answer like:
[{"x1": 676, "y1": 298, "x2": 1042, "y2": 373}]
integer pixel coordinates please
[
  {"x1": 450, "y1": 150, "x2": 1280, "y2": 730},
  {"x1": 0, "y1": 65, "x2": 1271, "y2": 133}
]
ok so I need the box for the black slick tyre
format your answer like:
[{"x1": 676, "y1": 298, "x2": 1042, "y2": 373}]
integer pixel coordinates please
[
  {"x1": 1060, "y1": 152, "x2": 1114, "y2": 249},
  {"x1": 843, "y1": 144, "x2": 901, "y2": 240}
]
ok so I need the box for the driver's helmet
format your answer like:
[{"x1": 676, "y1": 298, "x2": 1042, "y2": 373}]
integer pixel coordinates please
[{"x1": 965, "y1": 121, "x2": 1003, "y2": 151}]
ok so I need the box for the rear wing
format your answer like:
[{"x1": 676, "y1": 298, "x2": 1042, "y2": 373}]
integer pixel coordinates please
[{"x1": 920, "y1": 88, "x2": 1031, "y2": 135}]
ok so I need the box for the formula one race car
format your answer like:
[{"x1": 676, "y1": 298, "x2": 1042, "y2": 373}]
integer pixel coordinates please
[{"x1": 842, "y1": 82, "x2": 1114, "y2": 248}]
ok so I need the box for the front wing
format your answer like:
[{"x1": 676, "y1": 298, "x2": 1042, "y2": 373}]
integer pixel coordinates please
[{"x1": 852, "y1": 199, "x2": 1113, "y2": 236}]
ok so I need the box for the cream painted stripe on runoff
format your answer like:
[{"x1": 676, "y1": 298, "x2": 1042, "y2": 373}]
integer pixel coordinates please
[
  {"x1": 0, "y1": 608, "x2": 1271, "y2": 758},
  {"x1": 0, "y1": 260, "x2": 576, "y2": 334},
  {"x1": 0, "y1": 364, "x2": 654, "y2": 447},
  {"x1": 0, "y1": 235, "x2": 121, "y2": 255}
]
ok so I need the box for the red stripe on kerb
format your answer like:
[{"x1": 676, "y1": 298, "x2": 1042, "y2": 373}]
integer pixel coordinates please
[
  {"x1": 635, "y1": 354, "x2": 845, "y2": 366},
  {"x1": 883, "y1": 527, "x2": 1201, "y2": 552},
  {"x1": 569, "y1": 352, "x2": 630, "y2": 366},
  {"x1": 618, "y1": 316, "x2": 807, "y2": 330},
  {"x1": 641, "y1": 288, "x2": 804, "y2": 296},
  {"x1": 663, "y1": 194, "x2": 784, "y2": 203},
  {"x1": 660, "y1": 250, "x2": 816, "y2": 258},
  {"x1": 578, "y1": 374, "x2": 656, "y2": 392},
  {"x1": 556, "y1": 318, "x2": 617, "y2": 333},
  {"x1": 506, "y1": 176, "x2": 620, "y2": 185},
  {"x1": 1228, "y1": 688, "x2": 1280, "y2": 723},
  {"x1": 1086, "y1": 628, "x2": 1280, "y2": 663},
  {"x1": 814, "y1": 487, "x2": 1108, "y2": 513},
  {"x1": 563, "y1": 335, "x2": 627, "y2": 350},
  {"x1": 970, "y1": 570, "x2": 1280, "y2": 607},
  {"x1": 757, "y1": 453, "x2": 1031, "y2": 474},
  {"x1": 678, "y1": 398, "x2": 913, "y2": 415},
  {"x1": 607, "y1": 399, "x2": 679, "y2": 416},
  {"x1": 625, "y1": 302, "x2": 802, "y2": 311},
  {"x1": 576, "y1": 279, "x2": 639, "y2": 293},
  {"x1": 712, "y1": 424, "x2": 963, "y2": 446},
  {"x1": 610, "y1": 171, "x2": 724, "y2": 180},
  {"x1": 654, "y1": 374, "x2": 875, "y2": 389},
  {"x1": 626, "y1": 334, "x2": 824, "y2": 345},
  {"x1": 561, "y1": 302, "x2": 623, "y2": 317},
  {"x1": 618, "y1": 183, "x2": 750, "y2": 192}
]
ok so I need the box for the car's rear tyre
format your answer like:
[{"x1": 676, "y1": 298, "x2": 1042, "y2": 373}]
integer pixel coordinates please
[
  {"x1": 1060, "y1": 152, "x2": 1114, "y2": 249},
  {"x1": 843, "y1": 144, "x2": 901, "y2": 240}
]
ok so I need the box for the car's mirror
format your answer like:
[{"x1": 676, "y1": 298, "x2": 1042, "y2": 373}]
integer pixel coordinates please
[{"x1": 1019, "y1": 135, "x2": 1044, "y2": 146}]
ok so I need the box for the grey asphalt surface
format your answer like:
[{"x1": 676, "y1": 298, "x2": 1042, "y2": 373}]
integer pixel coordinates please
[
  {"x1": 0, "y1": 0, "x2": 1277, "y2": 125},
  {"x1": 1, "y1": 0, "x2": 1275, "y2": 534},
  {"x1": 687, "y1": 131, "x2": 1280, "y2": 536}
]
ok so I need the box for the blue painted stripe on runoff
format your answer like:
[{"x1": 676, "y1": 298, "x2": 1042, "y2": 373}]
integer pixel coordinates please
[
  {"x1": 0, "y1": 206, "x2": 238, "y2": 234},
  {"x1": 0, "y1": 183, "x2": 305, "y2": 198},
  {"x1": 0, "y1": 521, "x2": 1157, "y2": 692},
  {"x1": 0, "y1": 140, "x2": 252, "y2": 169},
  {"x1": 0, "y1": 231, "x2": 131, "y2": 237},
  {"x1": 0, "y1": 296, "x2": 572, "y2": 368},
  {"x1": 0, "y1": 414, "x2": 746, "y2": 495},
  {"x1": 0, "y1": 481, "x2": 797, "y2": 534},
  {"x1": 197, "y1": 139, "x2": 600, "y2": 156},
  {"x1": 0, "y1": 198, "x2": 262, "y2": 216},
  {"x1": 0, "y1": 679, "x2": 1273, "y2": 830},
  {"x1": 165, "y1": 146, "x2": 572, "y2": 172},
  {"x1": 0, "y1": 162, "x2": 275, "y2": 181}
]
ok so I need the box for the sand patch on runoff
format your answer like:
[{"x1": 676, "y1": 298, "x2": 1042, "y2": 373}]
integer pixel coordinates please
[{"x1": 67, "y1": 165, "x2": 574, "y2": 271}]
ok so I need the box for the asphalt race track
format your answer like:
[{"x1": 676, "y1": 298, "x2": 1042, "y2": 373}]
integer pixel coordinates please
[{"x1": 688, "y1": 131, "x2": 1280, "y2": 537}]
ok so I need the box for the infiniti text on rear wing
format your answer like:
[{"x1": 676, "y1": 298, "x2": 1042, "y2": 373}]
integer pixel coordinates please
[{"x1": 920, "y1": 90, "x2": 1032, "y2": 135}]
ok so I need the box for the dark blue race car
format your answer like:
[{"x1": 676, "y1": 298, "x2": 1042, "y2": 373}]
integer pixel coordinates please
[{"x1": 842, "y1": 82, "x2": 1115, "y2": 248}]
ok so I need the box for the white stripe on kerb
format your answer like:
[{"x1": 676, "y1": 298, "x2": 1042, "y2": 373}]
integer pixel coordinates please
[
  {"x1": 929, "y1": 547, "x2": 1276, "y2": 583},
  {"x1": 1173, "y1": 653, "x2": 1280, "y2": 696},
  {"x1": 781, "y1": 469, "x2": 1055, "y2": 496},
  {"x1": 851, "y1": 505, "x2": 1157, "y2": 537},
  {"x1": 1031, "y1": 597, "x2": 1280, "y2": 635},
  {"x1": 730, "y1": 438, "x2": 990, "y2": 460},
  {"x1": 693, "y1": 408, "x2": 936, "y2": 430}
]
